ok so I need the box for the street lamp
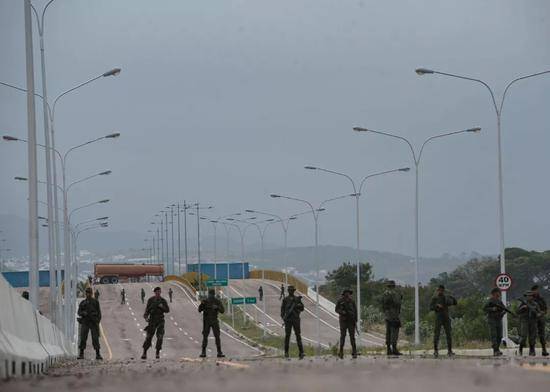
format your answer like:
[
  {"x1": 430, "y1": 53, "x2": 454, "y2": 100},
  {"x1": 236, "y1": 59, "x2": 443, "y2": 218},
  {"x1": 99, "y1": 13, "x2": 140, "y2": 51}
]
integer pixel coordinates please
[
  {"x1": 353, "y1": 126, "x2": 480, "y2": 345},
  {"x1": 415, "y1": 66, "x2": 550, "y2": 343},
  {"x1": 304, "y1": 165, "x2": 410, "y2": 336}
]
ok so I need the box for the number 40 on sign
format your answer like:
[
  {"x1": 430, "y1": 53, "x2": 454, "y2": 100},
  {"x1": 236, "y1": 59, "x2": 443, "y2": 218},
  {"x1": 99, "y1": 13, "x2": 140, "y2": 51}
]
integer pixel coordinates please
[{"x1": 495, "y1": 273, "x2": 512, "y2": 291}]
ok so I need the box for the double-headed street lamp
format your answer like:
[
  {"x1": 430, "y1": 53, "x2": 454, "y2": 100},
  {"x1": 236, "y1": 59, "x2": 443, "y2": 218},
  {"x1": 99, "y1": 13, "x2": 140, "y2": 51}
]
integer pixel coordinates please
[
  {"x1": 353, "y1": 126, "x2": 480, "y2": 345},
  {"x1": 304, "y1": 166, "x2": 410, "y2": 336},
  {"x1": 415, "y1": 67, "x2": 550, "y2": 342},
  {"x1": 269, "y1": 193, "x2": 352, "y2": 355}
]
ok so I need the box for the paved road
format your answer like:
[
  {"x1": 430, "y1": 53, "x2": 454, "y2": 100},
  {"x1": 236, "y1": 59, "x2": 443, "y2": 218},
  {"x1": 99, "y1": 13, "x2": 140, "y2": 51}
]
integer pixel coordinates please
[
  {"x1": 4, "y1": 356, "x2": 550, "y2": 391},
  {"x1": 91, "y1": 281, "x2": 261, "y2": 361},
  {"x1": 228, "y1": 278, "x2": 385, "y2": 348}
]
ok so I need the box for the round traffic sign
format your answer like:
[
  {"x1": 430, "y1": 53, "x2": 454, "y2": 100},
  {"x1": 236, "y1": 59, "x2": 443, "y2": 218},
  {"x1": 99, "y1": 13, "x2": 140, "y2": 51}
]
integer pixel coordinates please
[{"x1": 495, "y1": 273, "x2": 512, "y2": 291}]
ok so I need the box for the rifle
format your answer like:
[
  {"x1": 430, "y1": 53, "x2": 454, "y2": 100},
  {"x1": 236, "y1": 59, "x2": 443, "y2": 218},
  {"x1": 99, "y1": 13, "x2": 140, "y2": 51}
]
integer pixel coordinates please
[
  {"x1": 494, "y1": 302, "x2": 514, "y2": 316},
  {"x1": 517, "y1": 297, "x2": 542, "y2": 318},
  {"x1": 283, "y1": 296, "x2": 302, "y2": 322}
]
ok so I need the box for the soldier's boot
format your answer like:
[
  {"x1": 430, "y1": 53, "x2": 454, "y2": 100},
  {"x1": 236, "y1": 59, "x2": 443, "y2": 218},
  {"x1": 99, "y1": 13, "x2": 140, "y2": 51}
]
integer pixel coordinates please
[
  {"x1": 518, "y1": 344, "x2": 524, "y2": 356},
  {"x1": 199, "y1": 348, "x2": 207, "y2": 358},
  {"x1": 77, "y1": 349, "x2": 84, "y2": 360},
  {"x1": 493, "y1": 349, "x2": 503, "y2": 357},
  {"x1": 95, "y1": 350, "x2": 103, "y2": 360},
  {"x1": 217, "y1": 352, "x2": 225, "y2": 358},
  {"x1": 298, "y1": 351, "x2": 305, "y2": 360},
  {"x1": 529, "y1": 346, "x2": 536, "y2": 356},
  {"x1": 386, "y1": 345, "x2": 392, "y2": 356},
  {"x1": 433, "y1": 348, "x2": 439, "y2": 358},
  {"x1": 155, "y1": 349, "x2": 160, "y2": 359},
  {"x1": 141, "y1": 349, "x2": 147, "y2": 360},
  {"x1": 284, "y1": 352, "x2": 290, "y2": 359},
  {"x1": 447, "y1": 350, "x2": 455, "y2": 357},
  {"x1": 338, "y1": 348, "x2": 344, "y2": 359},
  {"x1": 541, "y1": 344, "x2": 549, "y2": 357},
  {"x1": 392, "y1": 345, "x2": 402, "y2": 356}
]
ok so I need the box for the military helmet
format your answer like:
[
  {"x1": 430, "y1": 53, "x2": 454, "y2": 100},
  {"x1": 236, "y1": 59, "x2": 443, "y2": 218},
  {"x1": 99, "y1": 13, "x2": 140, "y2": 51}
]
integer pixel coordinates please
[
  {"x1": 287, "y1": 285, "x2": 296, "y2": 292},
  {"x1": 153, "y1": 286, "x2": 161, "y2": 292},
  {"x1": 342, "y1": 288, "x2": 353, "y2": 295},
  {"x1": 85, "y1": 287, "x2": 93, "y2": 293}
]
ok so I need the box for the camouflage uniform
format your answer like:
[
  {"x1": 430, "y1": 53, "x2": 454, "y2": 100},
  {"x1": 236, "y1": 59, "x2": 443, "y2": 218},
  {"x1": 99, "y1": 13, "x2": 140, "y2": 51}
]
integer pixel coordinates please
[
  {"x1": 335, "y1": 292, "x2": 357, "y2": 358},
  {"x1": 517, "y1": 294, "x2": 541, "y2": 356},
  {"x1": 281, "y1": 287, "x2": 305, "y2": 358},
  {"x1": 483, "y1": 297, "x2": 506, "y2": 355},
  {"x1": 381, "y1": 284, "x2": 402, "y2": 355},
  {"x1": 77, "y1": 295, "x2": 102, "y2": 359},
  {"x1": 533, "y1": 293, "x2": 548, "y2": 356},
  {"x1": 198, "y1": 292, "x2": 225, "y2": 357},
  {"x1": 430, "y1": 291, "x2": 457, "y2": 356},
  {"x1": 142, "y1": 295, "x2": 170, "y2": 357}
]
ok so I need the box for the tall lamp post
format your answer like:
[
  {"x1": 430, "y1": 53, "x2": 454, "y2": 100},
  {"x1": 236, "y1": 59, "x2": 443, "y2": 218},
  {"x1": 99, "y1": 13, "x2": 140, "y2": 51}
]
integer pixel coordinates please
[
  {"x1": 353, "y1": 126, "x2": 481, "y2": 345},
  {"x1": 304, "y1": 166, "x2": 410, "y2": 336},
  {"x1": 416, "y1": 67, "x2": 550, "y2": 342}
]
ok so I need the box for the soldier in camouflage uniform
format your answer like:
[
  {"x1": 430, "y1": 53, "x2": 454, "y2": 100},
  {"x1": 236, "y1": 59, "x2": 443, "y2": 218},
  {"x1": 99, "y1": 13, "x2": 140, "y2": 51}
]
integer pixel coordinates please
[
  {"x1": 517, "y1": 291, "x2": 542, "y2": 356},
  {"x1": 77, "y1": 287, "x2": 102, "y2": 360},
  {"x1": 531, "y1": 285, "x2": 548, "y2": 356},
  {"x1": 430, "y1": 285, "x2": 457, "y2": 357},
  {"x1": 381, "y1": 280, "x2": 403, "y2": 356},
  {"x1": 198, "y1": 288, "x2": 225, "y2": 358},
  {"x1": 335, "y1": 289, "x2": 357, "y2": 359},
  {"x1": 483, "y1": 287, "x2": 508, "y2": 356},
  {"x1": 281, "y1": 285, "x2": 305, "y2": 359},
  {"x1": 141, "y1": 286, "x2": 170, "y2": 359}
]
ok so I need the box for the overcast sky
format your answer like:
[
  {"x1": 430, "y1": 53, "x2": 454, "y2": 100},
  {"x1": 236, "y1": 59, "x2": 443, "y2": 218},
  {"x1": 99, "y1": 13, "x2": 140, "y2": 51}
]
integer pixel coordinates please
[{"x1": 1, "y1": 0, "x2": 549, "y2": 257}]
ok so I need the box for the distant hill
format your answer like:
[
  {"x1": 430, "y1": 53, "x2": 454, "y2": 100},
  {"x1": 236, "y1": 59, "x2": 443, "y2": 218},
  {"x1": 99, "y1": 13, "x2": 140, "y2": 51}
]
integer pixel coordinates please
[{"x1": 246, "y1": 245, "x2": 479, "y2": 285}]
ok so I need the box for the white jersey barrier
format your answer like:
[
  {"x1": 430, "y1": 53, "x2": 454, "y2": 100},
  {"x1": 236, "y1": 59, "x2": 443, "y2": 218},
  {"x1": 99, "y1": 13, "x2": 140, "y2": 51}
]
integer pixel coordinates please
[{"x1": 0, "y1": 274, "x2": 75, "y2": 379}]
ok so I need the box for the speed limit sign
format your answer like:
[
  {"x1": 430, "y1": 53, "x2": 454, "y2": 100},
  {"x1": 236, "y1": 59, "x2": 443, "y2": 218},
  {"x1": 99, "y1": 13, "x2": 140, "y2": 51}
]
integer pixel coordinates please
[{"x1": 495, "y1": 273, "x2": 512, "y2": 291}]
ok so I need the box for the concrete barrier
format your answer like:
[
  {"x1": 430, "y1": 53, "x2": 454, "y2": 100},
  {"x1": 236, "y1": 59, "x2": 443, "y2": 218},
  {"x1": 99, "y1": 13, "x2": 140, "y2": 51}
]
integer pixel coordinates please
[{"x1": 0, "y1": 274, "x2": 75, "y2": 379}]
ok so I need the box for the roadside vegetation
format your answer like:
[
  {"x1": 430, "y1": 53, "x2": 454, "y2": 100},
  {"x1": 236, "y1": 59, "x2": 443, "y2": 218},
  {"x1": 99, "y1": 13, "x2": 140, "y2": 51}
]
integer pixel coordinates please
[{"x1": 320, "y1": 248, "x2": 550, "y2": 346}]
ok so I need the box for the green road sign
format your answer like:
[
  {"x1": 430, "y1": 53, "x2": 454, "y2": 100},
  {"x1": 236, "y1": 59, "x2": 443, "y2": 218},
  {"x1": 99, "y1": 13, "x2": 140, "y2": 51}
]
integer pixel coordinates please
[
  {"x1": 205, "y1": 279, "x2": 228, "y2": 287},
  {"x1": 231, "y1": 297, "x2": 256, "y2": 305}
]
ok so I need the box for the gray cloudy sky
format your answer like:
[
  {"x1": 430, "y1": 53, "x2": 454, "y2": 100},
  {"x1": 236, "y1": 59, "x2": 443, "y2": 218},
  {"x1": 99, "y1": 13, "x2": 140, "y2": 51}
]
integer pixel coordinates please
[{"x1": 1, "y1": 0, "x2": 549, "y2": 257}]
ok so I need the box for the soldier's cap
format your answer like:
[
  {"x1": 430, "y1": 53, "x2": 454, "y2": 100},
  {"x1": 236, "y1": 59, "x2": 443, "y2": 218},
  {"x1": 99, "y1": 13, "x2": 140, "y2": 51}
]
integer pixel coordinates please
[
  {"x1": 208, "y1": 288, "x2": 215, "y2": 295},
  {"x1": 85, "y1": 287, "x2": 93, "y2": 293},
  {"x1": 437, "y1": 285, "x2": 445, "y2": 290},
  {"x1": 531, "y1": 285, "x2": 539, "y2": 291},
  {"x1": 491, "y1": 287, "x2": 501, "y2": 295},
  {"x1": 287, "y1": 285, "x2": 296, "y2": 291},
  {"x1": 524, "y1": 291, "x2": 534, "y2": 297},
  {"x1": 386, "y1": 280, "x2": 396, "y2": 287},
  {"x1": 153, "y1": 286, "x2": 161, "y2": 292},
  {"x1": 342, "y1": 289, "x2": 353, "y2": 295}
]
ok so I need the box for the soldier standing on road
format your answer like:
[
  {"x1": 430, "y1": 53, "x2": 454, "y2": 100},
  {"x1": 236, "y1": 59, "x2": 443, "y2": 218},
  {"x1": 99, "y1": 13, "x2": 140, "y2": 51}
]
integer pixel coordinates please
[
  {"x1": 77, "y1": 287, "x2": 102, "y2": 360},
  {"x1": 381, "y1": 280, "x2": 403, "y2": 356},
  {"x1": 94, "y1": 288, "x2": 100, "y2": 301},
  {"x1": 120, "y1": 288, "x2": 126, "y2": 305},
  {"x1": 259, "y1": 286, "x2": 264, "y2": 302},
  {"x1": 430, "y1": 285, "x2": 457, "y2": 357},
  {"x1": 531, "y1": 285, "x2": 548, "y2": 356},
  {"x1": 141, "y1": 287, "x2": 146, "y2": 304},
  {"x1": 141, "y1": 286, "x2": 170, "y2": 359},
  {"x1": 279, "y1": 284, "x2": 285, "y2": 300},
  {"x1": 517, "y1": 291, "x2": 542, "y2": 356},
  {"x1": 335, "y1": 289, "x2": 357, "y2": 359},
  {"x1": 198, "y1": 288, "x2": 225, "y2": 358},
  {"x1": 168, "y1": 287, "x2": 173, "y2": 303},
  {"x1": 281, "y1": 285, "x2": 305, "y2": 359},
  {"x1": 483, "y1": 287, "x2": 507, "y2": 356}
]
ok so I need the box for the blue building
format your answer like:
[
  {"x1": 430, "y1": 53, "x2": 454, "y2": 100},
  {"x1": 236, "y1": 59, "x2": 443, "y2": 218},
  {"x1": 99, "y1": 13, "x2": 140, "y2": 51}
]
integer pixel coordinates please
[
  {"x1": 1, "y1": 270, "x2": 65, "y2": 288},
  {"x1": 187, "y1": 261, "x2": 249, "y2": 280}
]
